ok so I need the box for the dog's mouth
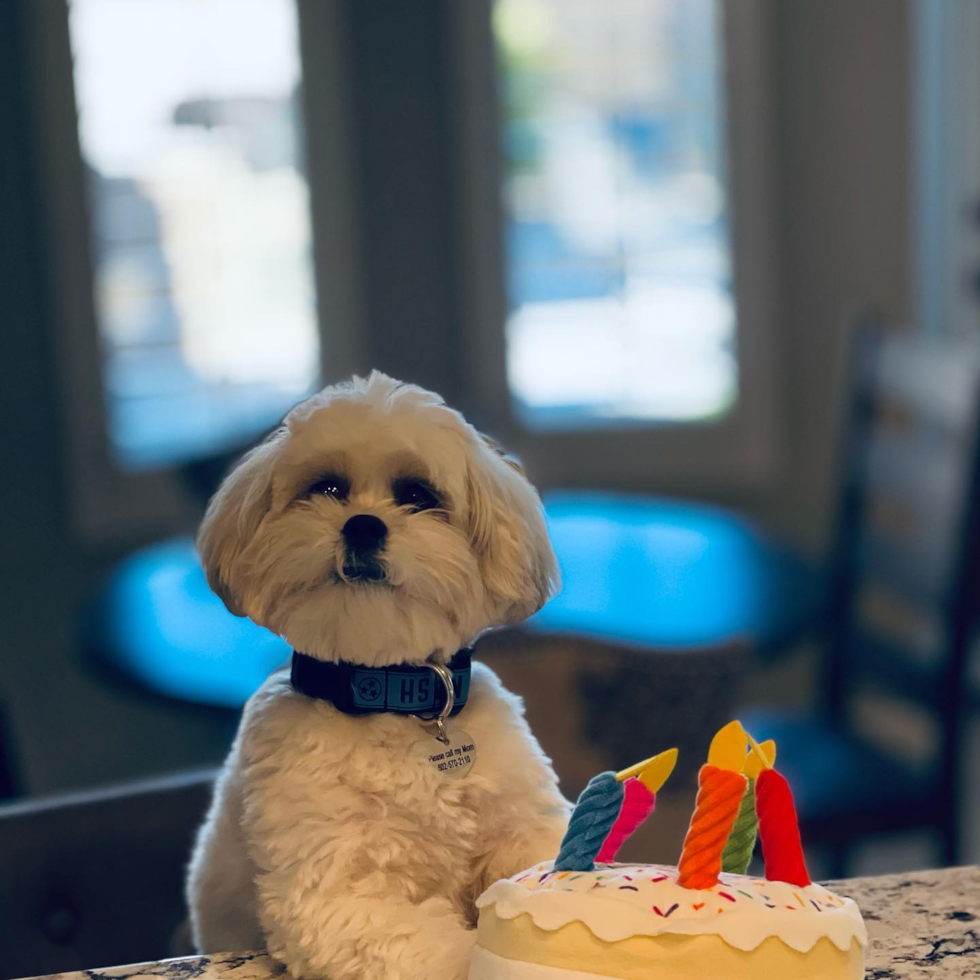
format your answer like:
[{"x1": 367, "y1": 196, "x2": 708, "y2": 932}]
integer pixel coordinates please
[{"x1": 337, "y1": 559, "x2": 388, "y2": 585}]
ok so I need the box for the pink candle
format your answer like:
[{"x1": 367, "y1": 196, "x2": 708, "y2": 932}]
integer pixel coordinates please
[{"x1": 596, "y1": 777, "x2": 656, "y2": 862}]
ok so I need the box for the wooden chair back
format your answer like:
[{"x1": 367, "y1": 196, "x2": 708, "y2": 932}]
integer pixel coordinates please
[
  {"x1": 825, "y1": 315, "x2": 980, "y2": 839},
  {"x1": 0, "y1": 770, "x2": 214, "y2": 978}
]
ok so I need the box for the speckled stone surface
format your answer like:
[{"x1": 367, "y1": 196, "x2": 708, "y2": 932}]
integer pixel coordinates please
[
  {"x1": 827, "y1": 866, "x2": 980, "y2": 978},
  {"x1": 18, "y1": 867, "x2": 980, "y2": 980},
  {"x1": 18, "y1": 951, "x2": 286, "y2": 980}
]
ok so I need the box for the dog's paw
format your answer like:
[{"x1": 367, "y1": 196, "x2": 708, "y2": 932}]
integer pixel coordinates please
[
  {"x1": 267, "y1": 902, "x2": 476, "y2": 980},
  {"x1": 382, "y1": 919, "x2": 477, "y2": 980}
]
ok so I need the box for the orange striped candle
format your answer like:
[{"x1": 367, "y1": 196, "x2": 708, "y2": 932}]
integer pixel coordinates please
[{"x1": 677, "y1": 764, "x2": 748, "y2": 890}]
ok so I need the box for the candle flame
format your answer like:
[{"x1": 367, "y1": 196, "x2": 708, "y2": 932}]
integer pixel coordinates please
[
  {"x1": 707, "y1": 720, "x2": 747, "y2": 772},
  {"x1": 744, "y1": 730, "x2": 775, "y2": 773},
  {"x1": 615, "y1": 747, "x2": 678, "y2": 792}
]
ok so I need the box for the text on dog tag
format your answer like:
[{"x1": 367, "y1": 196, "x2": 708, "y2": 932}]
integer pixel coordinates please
[{"x1": 426, "y1": 730, "x2": 476, "y2": 779}]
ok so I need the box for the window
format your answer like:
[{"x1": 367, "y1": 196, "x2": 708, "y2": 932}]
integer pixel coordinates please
[
  {"x1": 494, "y1": 0, "x2": 735, "y2": 428},
  {"x1": 912, "y1": 0, "x2": 980, "y2": 338},
  {"x1": 32, "y1": 0, "x2": 779, "y2": 539},
  {"x1": 68, "y1": 0, "x2": 318, "y2": 469},
  {"x1": 454, "y1": 0, "x2": 780, "y2": 491}
]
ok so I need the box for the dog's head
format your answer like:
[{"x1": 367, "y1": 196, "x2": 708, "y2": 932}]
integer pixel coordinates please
[{"x1": 197, "y1": 372, "x2": 559, "y2": 665}]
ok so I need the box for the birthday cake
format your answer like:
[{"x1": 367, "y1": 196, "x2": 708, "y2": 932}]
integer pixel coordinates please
[{"x1": 469, "y1": 724, "x2": 867, "y2": 980}]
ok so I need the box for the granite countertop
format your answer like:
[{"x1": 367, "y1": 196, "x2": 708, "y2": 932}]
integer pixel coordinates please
[{"x1": 19, "y1": 866, "x2": 980, "y2": 980}]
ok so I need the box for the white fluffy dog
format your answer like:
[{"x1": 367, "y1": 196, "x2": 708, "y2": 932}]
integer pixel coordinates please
[{"x1": 187, "y1": 373, "x2": 570, "y2": 979}]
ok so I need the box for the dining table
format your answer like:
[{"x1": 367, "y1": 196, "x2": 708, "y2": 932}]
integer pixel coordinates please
[{"x1": 15, "y1": 865, "x2": 980, "y2": 980}]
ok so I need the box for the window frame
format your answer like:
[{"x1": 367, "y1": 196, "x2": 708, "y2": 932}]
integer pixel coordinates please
[
  {"x1": 23, "y1": 0, "x2": 361, "y2": 544},
  {"x1": 911, "y1": 0, "x2": 980, "y2": 339},
  {"x1": 24, "y1": 0, "x2": 186, "y2": 542},
  {"x1": 449, "y1": 0, "x2": 784, "y2": 495}
]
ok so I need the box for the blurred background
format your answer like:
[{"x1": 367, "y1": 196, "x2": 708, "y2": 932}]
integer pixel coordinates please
[{"x1": 3, "y1": 0, "x2": 980, "y2": 974}]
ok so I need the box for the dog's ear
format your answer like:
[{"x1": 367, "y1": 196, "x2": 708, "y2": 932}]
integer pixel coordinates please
[
  {"x1": 465, "y1": 433, "x2": 560, "y2": 624},
  {"x1": 197, "y1": 430, "x2": 284, "y2": 617}
]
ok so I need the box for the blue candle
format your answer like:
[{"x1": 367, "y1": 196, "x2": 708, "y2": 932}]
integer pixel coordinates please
[{"x1": 554, "y1": 772, "x2": 625, "y2": 872}]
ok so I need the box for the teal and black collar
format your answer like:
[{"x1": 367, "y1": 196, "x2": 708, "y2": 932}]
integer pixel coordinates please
[{"x1": 290, "y1": 648, "x2": 472, "y2": 717}]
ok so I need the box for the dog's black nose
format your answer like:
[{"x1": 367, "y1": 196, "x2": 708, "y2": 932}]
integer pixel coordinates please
[{"x1": 342, "y1": 514, "x2": 387, "y2": 553}]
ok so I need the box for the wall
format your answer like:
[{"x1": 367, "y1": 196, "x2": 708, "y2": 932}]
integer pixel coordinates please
[
  {"x1": 765, "y1": 0, "x2": 911, "y2": 552},
  {"x1": 0, "y1": 1, "x2": 231, "y2": 796}
]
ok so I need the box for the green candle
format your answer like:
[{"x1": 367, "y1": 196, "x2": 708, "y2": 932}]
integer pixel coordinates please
[{"x1": 721, "y1": 776, "x2": 757, "y2": 875}]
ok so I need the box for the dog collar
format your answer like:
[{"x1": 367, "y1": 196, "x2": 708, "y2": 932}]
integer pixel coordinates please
[{"x1": 290, "y1": 648, "x2": 472, "y2": 717}]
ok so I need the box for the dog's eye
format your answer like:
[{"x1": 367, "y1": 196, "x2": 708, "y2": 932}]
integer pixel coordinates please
[
  {"x1": 307, "y1": 474, "x2": 350, "y2": 500},
  {"x1": 393, "y1": 478, "x2": 440, "y2": 512}
]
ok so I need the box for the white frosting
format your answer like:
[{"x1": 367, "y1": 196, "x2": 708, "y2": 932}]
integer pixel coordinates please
[{"x1": 476, "y1": 863, "x2": 867, "y2": 954}]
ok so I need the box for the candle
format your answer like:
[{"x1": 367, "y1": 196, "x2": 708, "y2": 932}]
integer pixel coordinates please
[
  {"x1": 554, "y1": 772, "x2": 625, "y2": 872},
  {"x1": 756, "y1": 768, "x2": 810, "y2": 886},
  {"x1": 595, "y1": 777, "x2": 655, "y2": 863},
  {"x1": 596, "y1": 746, "x2": 679, "y2": 862},
  {"x1": 721, "y1": 738, "x2": 775, "y2": 875},
  {"x1": 721, "y1": 777, "x2": 757, "y2": 874},
  {"x1": 677, "y1": 763, "x2": 748, "y2": 889}
]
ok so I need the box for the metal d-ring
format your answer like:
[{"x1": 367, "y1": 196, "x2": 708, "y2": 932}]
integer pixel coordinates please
[{"x1": 410, "y1": 661, "x2": 455, "y2": 744}]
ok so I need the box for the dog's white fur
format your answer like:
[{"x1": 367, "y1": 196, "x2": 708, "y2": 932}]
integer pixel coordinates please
[{"x1": 187, "y1": 373, "x2": 570, "y2": 979}]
